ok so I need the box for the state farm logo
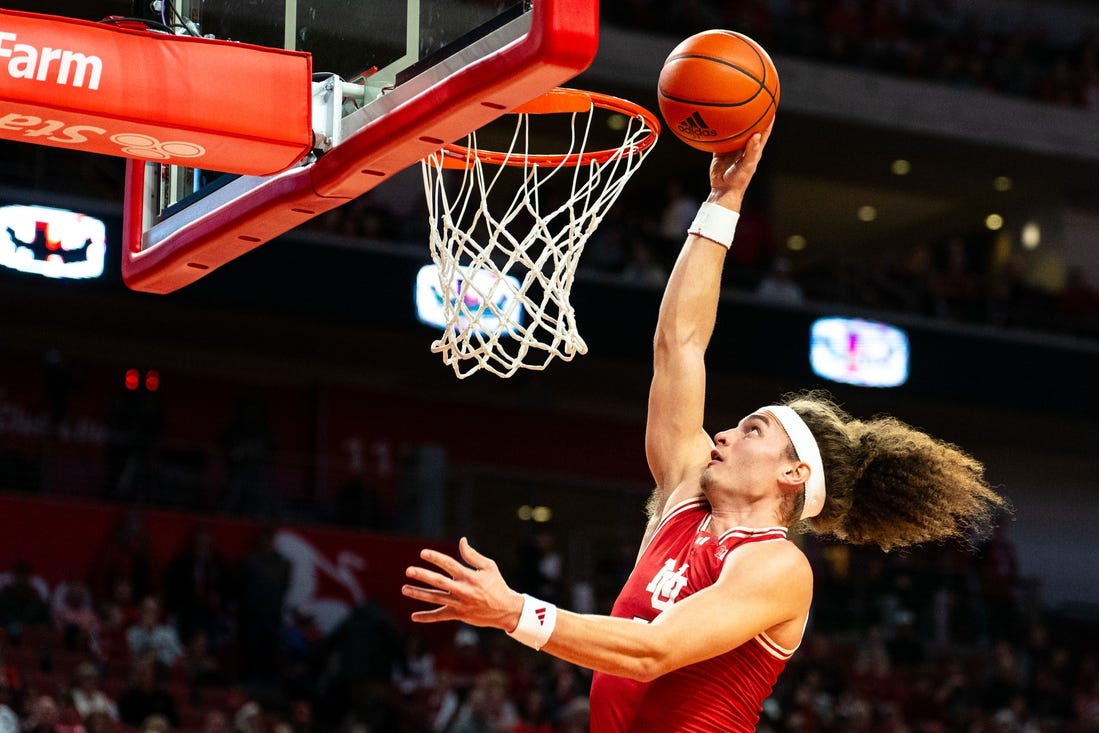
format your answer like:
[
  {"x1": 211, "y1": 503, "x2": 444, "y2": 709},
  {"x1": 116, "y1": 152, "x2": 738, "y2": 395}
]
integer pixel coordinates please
[
  {"x1": 0, "y1": 31, "x2": 102, "y2": 90},
  {"x1": 110, "y1": 133, "x2": 205, "y2": 160},
  {"x1": 0, "y1": 112, "x2": 207, "y2": 161},
  {"x1": 1, "y1": 28, "x2": 204, "y2": 162}
]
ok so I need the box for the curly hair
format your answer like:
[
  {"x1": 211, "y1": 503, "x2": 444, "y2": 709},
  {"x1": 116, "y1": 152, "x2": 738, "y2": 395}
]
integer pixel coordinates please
[{"x1": 780, "y1": 390, "x2": 1008, "y2": 551}]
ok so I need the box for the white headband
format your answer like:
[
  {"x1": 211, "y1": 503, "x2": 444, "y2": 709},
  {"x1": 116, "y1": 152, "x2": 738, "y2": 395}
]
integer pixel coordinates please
[{"x1": 759, "y1": 405, "x2": 827, "y2": 520}]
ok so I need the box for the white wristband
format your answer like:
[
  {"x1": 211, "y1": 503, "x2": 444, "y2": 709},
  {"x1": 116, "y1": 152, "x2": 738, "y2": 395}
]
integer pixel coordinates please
[
  {"x1": 506, "y1": 594, "x2": 557, "y2": 650},
  {"x1": 688, "y1": 202, "x2": 740, "y2": 249}
]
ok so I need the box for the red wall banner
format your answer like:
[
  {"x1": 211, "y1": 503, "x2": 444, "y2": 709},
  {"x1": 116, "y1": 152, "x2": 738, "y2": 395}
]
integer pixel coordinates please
[
  {"x1": 0, "y1": 494, "x2": 448, "y2": 636},
  {"x1": 0, "y1": 10, "x2": 313, "y2": 176}
]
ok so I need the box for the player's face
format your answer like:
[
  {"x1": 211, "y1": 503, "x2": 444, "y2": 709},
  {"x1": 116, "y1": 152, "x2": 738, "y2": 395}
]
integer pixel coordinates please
[{"x1": 702, "y1": 411, "x2": 795, "y2": 494}]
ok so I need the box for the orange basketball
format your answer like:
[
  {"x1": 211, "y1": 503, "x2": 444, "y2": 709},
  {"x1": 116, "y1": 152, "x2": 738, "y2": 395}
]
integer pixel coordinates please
[{"x1": 657, "y1": 30, "x2": 780, "y2": 153}]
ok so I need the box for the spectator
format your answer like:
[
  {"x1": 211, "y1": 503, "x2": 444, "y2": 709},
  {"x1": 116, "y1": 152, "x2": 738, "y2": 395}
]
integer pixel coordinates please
[
  {"x1": 980, "y1": 642, "x2": 1026, "y2": 715},
  {"x1": 620, "y1": 236, "x2": 668, "y2": 286},
  {"x1": 422, "y1": 669, "x2": 461, "y2": 733},
  {"x1": 163, "y1": 525, "x2": 232, "y2": 648},
  {"x1": 287, "y1": 699, "x2": 314, "y2": 733},
  {"x1": 95, "y1": 579, "x2": 141, "y2": 667},
  {"x1": 930, "y1": 237, "x2": 980, "y2": 320},
  {"x1": 55, "y1": 693, "x2": 87, "y2": 733},
  {"x1": 756, "y1": 257, "x2": 805, "y2": 305},
  {"x1": 117, "y1": 658, "x2": 179, "y2": 730},
  {"x1": 138, "y1": 714, "x2": 171, "y2": 733},
  {"x1": 544, "y1": 657, "x2": 589, "y2": 714},
  {"x1": 0, "y1": 677, "x2": 18, "y2": 733},
  {"x1": 102, "y1": 381, "x2": 164, "y2": 502},
  {"x1": 179, "y1": 630, "x2": 226, "y2": 691},
  {"x1": 0, "y1": 561, "x2": 51, "y2": 642},
  {"x1": 231, "y1": 701, "x2": 263, "y2": 733},
  {"x1": 1058, "y1": 266, "x2": 1099, "y2": 328},
  {"x1": 126, "y1": 597, "x2": 184, "y2": 670},
  {"x1": 1076, "y1": 675, "x2": 1099, "y2": 731},
  {"x1": 0, "y1": 647, "x2": 24, "y2": 703},
  {"x1": 90, "y1": 512, "x2": 152, "y2": 605},
  {"x1": 23, "y1": 694, "x2": 62, "y2": 733},
  {"x1": 81, "y1": 712, "x2": 115, "y2": 733},
  {"x1": 393, "y1": 632, "x2": 435, "y2": 697},
  {"x1": 236, "y1": 528, "x2": 290, "y2": 687},
  {"x1": 658, "y1": 180, "x2": 702, "y2": 245},
  {"x1": 515, "y1": 526, "x2": 564, "y2": 606},
  {"x1": 582, "y1": 209, "x2": 629, "y2": 275},
  {"x1": 199, "y1": 710, "x2": 230, "y2": 733},
  {"x1": 221, "y1": 398, "x2": 279, "y2": 517},
  {"x1": 315, "y1": 601, "x2": 404, "y2": 733},
  {"x1": 873, "y1": 245, "x2": 936, "y2": 315},
  {"x1": 978, "y1": 524, "x2": 1020, "y2": 642},
  {"x1": 513, "y1": 687, "x2": 553, "y2": 733},
  {"x1": 556, "y1": 697, "x2": 591, "y2": 733},
  {"x1": 986, "y1": 253, "x2": 1036, "y2": 327},
  {"x1": 52, "y1": 583, "x2": 100, "y2": 654},
  {"x1": 434, "y1": 626, "x2": 490, "y2": 698},
  {"x1": 69, "y1": 663, "x2": 118, "y2": 722},
  {"x1": 448, "y1": 669, "x2": 519, "y2": 733}
]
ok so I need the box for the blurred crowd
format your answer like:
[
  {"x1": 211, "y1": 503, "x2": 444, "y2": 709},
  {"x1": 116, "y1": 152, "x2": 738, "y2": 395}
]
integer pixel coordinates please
[
  {"x1": 314, "y1": 163, "x2": 1099, "y2": 341},
  {"x1": 304, "y1": 0, "x2": 1099, "y2": 342},
  {"x1": 1, "y1": 509, "x2": 1097, "y2": 733},
  {"x1": 606, "y1": 0, "x2": 1099, "y2": 110}
]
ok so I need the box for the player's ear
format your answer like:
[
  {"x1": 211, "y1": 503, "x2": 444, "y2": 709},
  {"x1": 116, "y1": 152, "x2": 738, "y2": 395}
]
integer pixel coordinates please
[{"x1": 779, "y1": 461, "x2": 810, "y2": 488}]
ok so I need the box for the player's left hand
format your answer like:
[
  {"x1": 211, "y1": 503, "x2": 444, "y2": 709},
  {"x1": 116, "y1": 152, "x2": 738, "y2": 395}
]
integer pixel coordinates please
[
  {"x1": 402, "y1": 537, "x2": 525, "y2": 632},
  {"x1": 707, "y1": 121, "x2": 772, "y2": 211}
]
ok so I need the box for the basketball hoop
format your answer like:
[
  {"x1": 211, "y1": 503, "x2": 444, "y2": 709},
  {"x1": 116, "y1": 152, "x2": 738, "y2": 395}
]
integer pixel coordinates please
[{"x1": 422, "y1": 87, "x2": 660, "y2": 378}]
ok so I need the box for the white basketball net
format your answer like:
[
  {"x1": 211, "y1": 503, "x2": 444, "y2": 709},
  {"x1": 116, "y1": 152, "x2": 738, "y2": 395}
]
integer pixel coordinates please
[{"x1": 421, "y1": 91, "x2": 658, "y2": 378}]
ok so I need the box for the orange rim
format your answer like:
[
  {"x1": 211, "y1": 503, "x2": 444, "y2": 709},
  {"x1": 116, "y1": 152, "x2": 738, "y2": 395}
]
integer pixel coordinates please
[{"x1": 438, "y1": 87, "x2": 661, "y2": 169}]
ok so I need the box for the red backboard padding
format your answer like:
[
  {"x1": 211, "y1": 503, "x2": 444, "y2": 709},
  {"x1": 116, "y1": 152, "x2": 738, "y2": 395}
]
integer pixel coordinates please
[{"x1": 0, "y1": 9, "x2": 312, "y2": 176}]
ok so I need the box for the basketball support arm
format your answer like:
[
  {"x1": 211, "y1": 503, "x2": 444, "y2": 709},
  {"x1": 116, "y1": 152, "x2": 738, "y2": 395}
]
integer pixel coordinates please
[{"x1": 120, "y1": 0, "x2": 600, "y2": 294}]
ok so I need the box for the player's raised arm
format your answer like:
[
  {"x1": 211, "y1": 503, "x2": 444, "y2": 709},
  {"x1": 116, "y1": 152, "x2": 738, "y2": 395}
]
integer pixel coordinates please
[{"x1": 644, "y1": 129, "x2": 772, "y2": 522}]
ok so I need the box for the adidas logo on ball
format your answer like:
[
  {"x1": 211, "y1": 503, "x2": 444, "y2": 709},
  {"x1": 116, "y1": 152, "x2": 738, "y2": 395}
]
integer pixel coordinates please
[{"x1": 677, "y1": 111, "x2": 716, "y2": 137}]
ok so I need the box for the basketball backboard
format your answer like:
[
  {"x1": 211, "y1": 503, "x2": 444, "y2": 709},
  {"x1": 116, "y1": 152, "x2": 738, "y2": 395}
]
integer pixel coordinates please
[{"x1": 104, "y1": 0, "x2": 598, "y2": 292}]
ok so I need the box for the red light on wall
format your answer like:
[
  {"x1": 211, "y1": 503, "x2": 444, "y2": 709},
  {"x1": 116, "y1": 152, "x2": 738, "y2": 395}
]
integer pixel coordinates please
[
  {"x1": 145, "y1": 369, "x2": 160, "y2": 392},
  {"x1": 124, "y1": 368, "x2": 140, "y2": 391}
]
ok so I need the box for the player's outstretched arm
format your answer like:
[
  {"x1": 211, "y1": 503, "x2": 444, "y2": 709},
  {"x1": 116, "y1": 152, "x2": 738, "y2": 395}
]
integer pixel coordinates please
[
  {"x1": 403, "y1": 534, "x2": 808, "y2": 681},
  {"x1": 644, "y1": 130, "x2": 771, "y2": 526}
]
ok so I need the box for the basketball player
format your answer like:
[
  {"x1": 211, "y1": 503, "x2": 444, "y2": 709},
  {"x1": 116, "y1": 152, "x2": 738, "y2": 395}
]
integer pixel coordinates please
[{"x1": 402, "y1": 128, "x2": 1007, "y2": 732}]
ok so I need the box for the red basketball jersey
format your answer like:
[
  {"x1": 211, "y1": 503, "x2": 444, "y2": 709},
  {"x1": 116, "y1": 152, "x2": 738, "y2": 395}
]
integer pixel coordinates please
[{"x1": 589, "y1": 497, "x2": 797, "y2": 732}]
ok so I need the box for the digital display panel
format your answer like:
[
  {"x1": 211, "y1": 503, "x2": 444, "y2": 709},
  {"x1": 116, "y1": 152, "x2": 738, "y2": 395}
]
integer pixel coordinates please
[
  {"x1": 415, "y1": 263, "x2": 524, "y2": 336},
  {"x1": 0, "y1": 204, "x2": 106, "y2": 280},
  {"x1": 810, "y1": 316, "x2": 909, "y2": 387}
]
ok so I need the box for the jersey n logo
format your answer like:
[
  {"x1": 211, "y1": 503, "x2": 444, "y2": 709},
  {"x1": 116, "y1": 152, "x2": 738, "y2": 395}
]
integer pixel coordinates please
[{"x1": 645, "y1": 559, "x2": 690, "y2": 611}]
